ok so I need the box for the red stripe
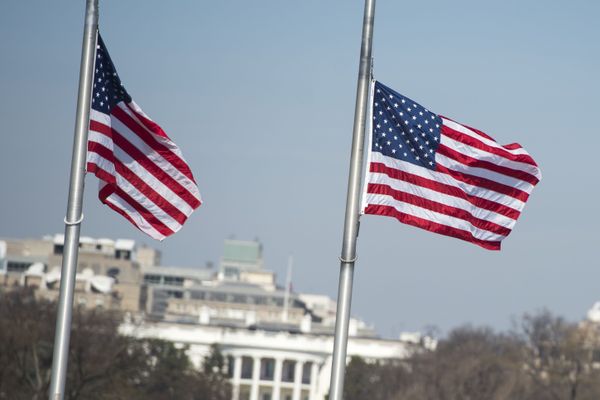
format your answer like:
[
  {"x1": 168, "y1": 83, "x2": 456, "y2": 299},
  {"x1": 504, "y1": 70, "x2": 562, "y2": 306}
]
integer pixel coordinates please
[
  {"x1": 437, "y1": 144, "x2": 539, "y2": 186},
  {"x1": 368, "y1": 183, "x2": 512, "y2": 237},
  {"x1": 364, "y1": 204, "x2": 501, "y2": 250},
  {"x1": 90, "y1": 119, "x2": 201, "y2": 209},
  {"x1": 92, "y1": 162, "x2": 174, "y2": 239},
  {"x1": 441, "y1": 124, "x2": 538, "y2": 166},
  {"x1": 370, "y1": 162, "x2": 521, "y2": 220},
  {"x1": 435, "y1": 163, "x2": 530, "y2": 202},
  {"x1": 440, "y1": 116, "x2": 495, "y2": 141},
  {"x1": 114, "y1": 104, "x2": 196, "y2": 182},
  {"x1": 89, "y1": 142, "x2": 188, "y2": 224}
]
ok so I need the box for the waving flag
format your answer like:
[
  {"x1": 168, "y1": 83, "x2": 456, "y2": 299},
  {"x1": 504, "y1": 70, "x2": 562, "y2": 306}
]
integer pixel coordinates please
[
  {"x1": 86, "y1": 34, "x2": 202, "y2": 241},
  {"x1": 362, "y1": 81, "x2": 541, "y2": 250}
]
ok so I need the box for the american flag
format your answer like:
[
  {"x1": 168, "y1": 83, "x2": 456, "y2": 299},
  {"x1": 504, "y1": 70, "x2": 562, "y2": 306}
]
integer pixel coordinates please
[
  {"x1": 361, "y1": 81, "x2": 541, "y2": 250},
  {"x1": 86, "y1": 34, "x2": 202, "y2": 241}
]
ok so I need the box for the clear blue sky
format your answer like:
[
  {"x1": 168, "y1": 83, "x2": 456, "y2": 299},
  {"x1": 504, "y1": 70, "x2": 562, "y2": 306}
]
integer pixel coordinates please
[{"x1": 1, "y1": 0, "x2": 598, "y2": 337}]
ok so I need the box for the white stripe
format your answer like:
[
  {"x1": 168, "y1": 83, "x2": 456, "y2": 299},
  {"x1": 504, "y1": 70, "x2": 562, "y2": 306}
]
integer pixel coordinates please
[
  {"x1": 104, "y1": 192, "x2": 166, "y2": 241},
  {"x1": 370, "y1": 152, "x2": 526, "y2": 211},
  {"x1": 112, "y1": 173, "x2": 182, "y2": 233},
  {"x1": 441, "y1": 134, "x2": 541, "y2": 179},
  {"x1": 109, "y1": 109, "x2": 202, "y2": 201},
  {"x1": 442, "y1": 118, "x2": 532, "y2": 156},
  {"x1": 90, "y1": 109, "x2": 111, "y2": 126},
  {"x1": 435, "y1": 153, "x2": 534, "y2": 194},
  {"x1": 126, "y1": 101, "x2": 187, "y2": 159},
  {"x1": 91, "y1": 132, "x2": 196, "y2": 216},
  {"x1": 368, "y1": 171, "x2": 517, "y2": 229},
  {"x1": 88, "y1": 131, "x2": 195, "y2": 216},
  {"x1": 88, "y1": 140, "x2": 185, "y2": 233},
  {"x1": 365, "y1": 193, "x2": 506, "y2": 241},
  {"x1": 87, "y1": 142, "x2": 116, "y2": 178}
]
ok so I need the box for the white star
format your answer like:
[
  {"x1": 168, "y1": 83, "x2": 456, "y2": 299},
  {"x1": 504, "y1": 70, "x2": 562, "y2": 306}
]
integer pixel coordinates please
[
  {"x1": 394, "y1": 136, "x2": 398, "y2": 140},
  {"x1": 379, "y1": 111, "x2": 383, "y2": 115},
  {"x1": 407, "y1": 107, "x2": 412, "y2": 112},
  {"x1": 419, "y1": 111, "x2": 423, "y2": 116},
  {"x1": 387, "y1": 141, "x2": 391, "y2": 145},
  {"x1": 412, "y1": 116, "x2": 417, "y2": 120},
  {"x1": 429, "y1": 149, "x2": 433, "y2": 153},
  {"x1": 416, "y1": 156, "x2": 420, "y2": 160},
  {"x1": 429, "y1": 161, "x2": 433, "y2": 166},
  {"x1": 401, "y1": 99, "x2": 405, "y2": 103},
  {"x1": 375, "y1": 102, "x2": 379, "y2": 107},
  {"x1": 388, "y1": 127, "x2": 392, "y2": 132},
  {"x1": 389, "y1": 95, "x2": 393, "y2": 99},
  {"x1": 399, "y1": 112, "x2": 403, "y2": 116},
  {"x1": 404, "y1": 152, "x2": 408, "y2": 157},
  {"x1": 417, "y1": 124, "x2": 422, "y2": 129},
  {"x1": 392, "y1": 149, "x2": 396, "y2": 153},
  {"x1": 383, "y1": 119, "x2": 388, "y2": 124},
  {"x1": 394, "y1": 103, "x2": 399, "y2": 108},
  {"x1": 376, "y1": 124, "x2": 381, "y2": 129},
  {"x1": 419, "y1": 145, "x2": 424, "y2": 150}
]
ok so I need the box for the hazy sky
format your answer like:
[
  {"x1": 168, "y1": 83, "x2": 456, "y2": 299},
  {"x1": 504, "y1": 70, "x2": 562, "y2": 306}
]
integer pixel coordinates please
[{"x1": 1, "y1": 1, "x2": 598, "y2": 337}]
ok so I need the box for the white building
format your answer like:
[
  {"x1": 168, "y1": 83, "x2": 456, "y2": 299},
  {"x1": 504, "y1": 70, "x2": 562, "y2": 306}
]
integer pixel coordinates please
[{"x1": 121, "y1": 320, "x2": 416, "y2": 400}]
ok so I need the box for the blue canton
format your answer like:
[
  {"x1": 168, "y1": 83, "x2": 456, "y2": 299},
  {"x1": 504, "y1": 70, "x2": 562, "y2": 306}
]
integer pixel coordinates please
[
  {"x1": 91, "y1": 34, "x2": 131, "y2": 114},
  {"x1": 372, "y1": 81, "x2": 441, "y2": 170}
]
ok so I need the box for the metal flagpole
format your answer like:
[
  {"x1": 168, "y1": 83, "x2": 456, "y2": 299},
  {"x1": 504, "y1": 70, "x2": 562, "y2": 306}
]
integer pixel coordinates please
[
  {"x1": 328, "y1": 0, "x2": 375, "y2": 399},
  {"x1": 48, "y1": 0, "x2": 98, "y2": 399}
]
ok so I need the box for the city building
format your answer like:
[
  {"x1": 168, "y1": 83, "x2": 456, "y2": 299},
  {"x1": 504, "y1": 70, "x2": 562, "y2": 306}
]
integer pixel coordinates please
[{"x1": 1, "y1": 235, "x2": 429, "y2": 400}]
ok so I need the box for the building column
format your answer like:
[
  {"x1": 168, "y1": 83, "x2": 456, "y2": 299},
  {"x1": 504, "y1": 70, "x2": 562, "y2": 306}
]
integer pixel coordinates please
[
  {"x1": 272, "y1": 358, "x2": 283, "y2": 400},
  {"x1": 309, "y1": 362, "x2": 318, "y2": 400},
  {"x1": 232, "y1": 356, "x2": 242, "y2": 400},
  {"x1": 250, "y1": 356, "x2": 261, "y2": 400},
  {"x1": 292, "y1": 360, "x2": 304, "y2": 400}
]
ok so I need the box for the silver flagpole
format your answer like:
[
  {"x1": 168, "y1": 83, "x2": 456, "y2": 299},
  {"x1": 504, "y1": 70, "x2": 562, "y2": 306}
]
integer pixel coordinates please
[
  {"x1": 328, "y1": 0, "x2": 375, "y2": 399},
  {"x1": 48, "y1": 0, "x2": 98, "y2": 399}
]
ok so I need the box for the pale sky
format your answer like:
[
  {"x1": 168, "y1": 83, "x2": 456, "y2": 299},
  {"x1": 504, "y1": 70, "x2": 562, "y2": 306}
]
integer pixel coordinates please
[{"x1": 1, "y1": 0, "x2": 598, "y2": 337}]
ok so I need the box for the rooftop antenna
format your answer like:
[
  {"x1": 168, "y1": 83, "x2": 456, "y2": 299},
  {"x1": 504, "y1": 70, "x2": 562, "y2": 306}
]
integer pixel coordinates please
[{"x1": 282, "y1": 254, "x2": 293, "y2": 323}]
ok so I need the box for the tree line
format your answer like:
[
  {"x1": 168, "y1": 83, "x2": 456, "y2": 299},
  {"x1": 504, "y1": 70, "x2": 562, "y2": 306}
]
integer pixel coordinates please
[
  {"x1": 0, "y1": 288, "x2": 231, "y2": 400},
  {"x1": 344, "y1": 312, "x2": 600, "y2": 400}
]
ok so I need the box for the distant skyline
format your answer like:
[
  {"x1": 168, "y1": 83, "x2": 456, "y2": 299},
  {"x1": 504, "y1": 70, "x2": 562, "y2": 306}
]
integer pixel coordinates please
[{"x1": 1, "y1": 1, "x2": 598, "y2": 337}]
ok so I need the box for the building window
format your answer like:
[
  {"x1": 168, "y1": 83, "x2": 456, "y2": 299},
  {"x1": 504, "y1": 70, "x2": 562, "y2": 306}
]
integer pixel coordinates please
[
  {"x1": 281, "y1": 360, "x2": 295, "y2": 382},
  {"x1": 166, "y1": 290, "x2": 183, "y2": 299},
  {"x1": 6, "y1": 261, "x2": 32, "y2": 272},
  {"x1": 241, "y1": 357, "x2": 253, "y2": 379},
  {"x1": 191, "y1": 290, "x2": 205, "y2": 300},
  {"x1": 144, "y1": 274, "x2": 162, "y2": 285},
  {"x1": 226, "y1": 356, "x2": 235, "y2": 378},
  {"x1": 115, "y1": 250, "x2": 131, "y2": 260},
  {"x1": 164, "y1": 276, "x2": 184, "y2": 286},
  {"x1": 261, "y1": 393, "x2": 272, "y2": 400},
  {"x1": 53, "y1": 244, "x2": 64, "y2": 255},
  {"x1": 302, "y1": 362, "x2": 312, "y2": 384},
  {"x1": 260, "y1": 358, "x2": 275, "y2": 380}
]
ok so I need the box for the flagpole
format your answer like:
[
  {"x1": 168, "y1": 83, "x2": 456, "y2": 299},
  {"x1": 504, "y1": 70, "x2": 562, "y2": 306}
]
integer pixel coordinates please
[
  {"x1": 328, "y1": 0, "x2": 375, "y2": 399},
  {"x1": 48, "y1": 0, "x2": 98, "y2": 399}
]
